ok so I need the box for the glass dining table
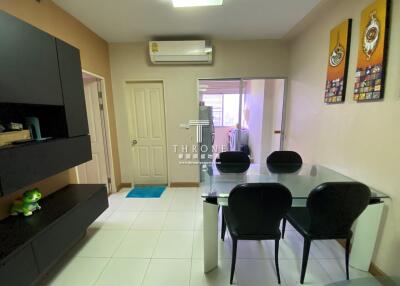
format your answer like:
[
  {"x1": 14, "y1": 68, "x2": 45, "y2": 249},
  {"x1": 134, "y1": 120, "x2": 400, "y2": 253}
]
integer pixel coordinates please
[{"x1": 200, "y1": 163, "x2": 390, "y2": 274}]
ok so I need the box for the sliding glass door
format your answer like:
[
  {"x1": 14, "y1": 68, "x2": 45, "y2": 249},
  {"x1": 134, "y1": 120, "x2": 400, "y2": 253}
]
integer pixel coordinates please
[{"x1": 198, "y1": 78, "x2": 286, "y2": 163}]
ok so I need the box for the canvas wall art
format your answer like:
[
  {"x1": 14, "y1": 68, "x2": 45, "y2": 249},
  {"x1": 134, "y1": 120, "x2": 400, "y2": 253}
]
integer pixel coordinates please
[
  {"x1": 354, "y1": 0, "x2": 390, "y2": 102},
  {"x1": 325, "y1": 19, "x2": 352, "y2": 104}
]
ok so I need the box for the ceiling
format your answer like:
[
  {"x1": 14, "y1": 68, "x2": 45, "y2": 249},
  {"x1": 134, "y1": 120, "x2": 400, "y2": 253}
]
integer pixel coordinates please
[{"x1": 53, "y1": 0, "x2": 321, "y2": 43}]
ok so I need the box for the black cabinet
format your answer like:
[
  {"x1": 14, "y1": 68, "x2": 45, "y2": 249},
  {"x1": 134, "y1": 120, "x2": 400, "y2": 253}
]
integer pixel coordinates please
[
  {"x1": 56, "y1": 39, "x2": 89, "y2": 137},
  {"x1": 0, "y1": 245, "x2": 39, "y2": 286},
  {"x1": 0, "y1": 12, "x2": 92, "y2": 198},
  {"x1": 0, "y1": 136, "x2": 92, "y2": 196},
  {"x1": 0, "y1": 185, "x2": 108, "y2": 286},
  {"x1": 0, "y1": 11, "x2": 89, "y2": 137},
  {"x1": 32, "y1": 187, "x2": 108, "y2": 272},
  {"x1": 0, "y1": 11, "x2": 63, "y2": 106}
]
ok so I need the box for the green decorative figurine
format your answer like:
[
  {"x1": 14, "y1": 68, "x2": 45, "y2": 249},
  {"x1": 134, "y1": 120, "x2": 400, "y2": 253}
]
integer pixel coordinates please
[{"x1": 10, "y1": 188, "x2": 42, "y2": 216}]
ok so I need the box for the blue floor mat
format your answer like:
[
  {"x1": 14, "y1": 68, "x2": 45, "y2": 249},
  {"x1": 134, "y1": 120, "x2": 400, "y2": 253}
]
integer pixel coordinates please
[{"x1": 126, "y1": 185, "x2": 166, "y2": 198}]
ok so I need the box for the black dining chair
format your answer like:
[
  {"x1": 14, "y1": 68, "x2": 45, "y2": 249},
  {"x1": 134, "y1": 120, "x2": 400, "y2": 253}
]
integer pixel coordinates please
[
  {"x1": 221, "y1": 183, "x2": 293, "y2": 284},
  {"x1": 216, "y1": 151, "x2": 250, "y2": 173},
  {"x1": 266, "y1": 151, "x2": 303, "y2": 173},
  {"x1": 281, "y1": 182, "x2": 371, "y2": 284}
]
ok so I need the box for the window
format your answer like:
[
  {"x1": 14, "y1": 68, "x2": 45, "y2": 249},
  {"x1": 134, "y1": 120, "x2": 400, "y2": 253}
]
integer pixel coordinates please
[{"x1": 202, "y1": 94, "x2": 240, "y2": 127}]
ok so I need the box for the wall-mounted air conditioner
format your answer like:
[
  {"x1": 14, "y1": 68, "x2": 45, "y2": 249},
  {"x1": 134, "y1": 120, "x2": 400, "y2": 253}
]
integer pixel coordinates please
[{"x1": 149, "y1": 40, "x2": 213, "y2": 65}]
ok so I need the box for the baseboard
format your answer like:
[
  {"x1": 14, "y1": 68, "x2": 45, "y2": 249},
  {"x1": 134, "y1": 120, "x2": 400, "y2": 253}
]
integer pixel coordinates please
[
  {"x1": 134, "y1": 184, "x2": 168, "y2": 187},
  {"x1": 369, "y1": 263, "x2": 385, "y2": 276},
  {"x1": 169, "y1": 182, "x2": 200, "y2": 188},
  {"x1": 119, "y1": 182, "x2": 200, "y2": 189},
  {"x1": 337, "y1": 239, "x2": 347, "y2": 249},
  {"x1": 369, "y1": 264, "x2": 398, "y2": 285},
  {"x1": 118, "y1": 183, "x2": 132, "y2": 190}
]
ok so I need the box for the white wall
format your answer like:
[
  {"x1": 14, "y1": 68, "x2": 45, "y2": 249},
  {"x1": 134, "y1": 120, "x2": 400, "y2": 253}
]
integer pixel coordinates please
[
  {"x1": 285, "y1": 0, "x2": 400, "y2": 275},
  {"x1": 244, "y1": 80, "x2": 265, "y2": 163},
  {"x1": 244, "y1": 79, "x2": 285, "y2": 164},
  {"x1": 109, "y1": 40, "x2": 289, "y2": 183},
  {"x1": 214, "y1": 126, "x2": 231, "y2": 154},
  {"x1": 261, "y1": 79, "x2": 285, "y2": 162}
]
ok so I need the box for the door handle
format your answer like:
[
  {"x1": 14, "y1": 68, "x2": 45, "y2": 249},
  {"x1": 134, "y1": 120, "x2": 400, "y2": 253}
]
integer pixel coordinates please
[{"x1": 132, "y1": 139, "x2": 138, "y2": 146}]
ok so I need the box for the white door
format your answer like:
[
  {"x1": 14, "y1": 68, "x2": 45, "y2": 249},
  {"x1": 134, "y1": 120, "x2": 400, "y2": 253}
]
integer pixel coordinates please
[
  {"x1": 126, "y1": 82, "x2": 168, "y2": 185},
  {"x1": 77, "y1": 78, "x2": 109, "y2": 189}
]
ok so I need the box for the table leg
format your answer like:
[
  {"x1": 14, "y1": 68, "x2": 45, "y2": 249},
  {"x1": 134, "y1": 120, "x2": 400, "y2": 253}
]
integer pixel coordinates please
[
  {"x1": 350, "y1": 202, "x2": 384, "y2": 271},
  {"x1": 203, "y1": 200, "x2": 218, "y2": 273}
]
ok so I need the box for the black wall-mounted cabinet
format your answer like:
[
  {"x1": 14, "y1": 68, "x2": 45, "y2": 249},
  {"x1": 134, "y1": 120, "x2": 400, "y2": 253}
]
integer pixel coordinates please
[
  {"x1": 0, "y1": 12, "x2": 91, "y2": 197},
  {"x1": 0, "y1": 11, "x2": 89, "y2": 136},
  {"x1": 0, "y1": 11, "x2": 63, "y2": 106},
  {"x1": 56, "y1": 39, "x2": 89, "y2": 137},
  {"x1": 0, "y1": 136, "x2": 91, "y2": 197}
]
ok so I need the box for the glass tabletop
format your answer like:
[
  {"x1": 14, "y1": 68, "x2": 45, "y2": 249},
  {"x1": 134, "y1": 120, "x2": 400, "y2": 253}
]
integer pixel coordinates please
[{"x1": 201, "y1": 163, "x2": 389, "y2": 200}]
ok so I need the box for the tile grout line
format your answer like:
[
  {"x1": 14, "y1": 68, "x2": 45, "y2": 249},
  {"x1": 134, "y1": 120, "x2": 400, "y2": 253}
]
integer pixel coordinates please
[
  {"x1": 139, "y1": 258, "x2": 152, "y2": 286},
  {"x1": 91, "y1": 257, "x2": 112, "y2": 286},
  {"x1": 188, "y1": 226, "x2": 196, "y2": 286},
  {"x1": 142, "y1": 187, "x2": 177, "y2": 285},
  {"x1": 118, "y1": 194, "x2": 153, "y2": 286}
]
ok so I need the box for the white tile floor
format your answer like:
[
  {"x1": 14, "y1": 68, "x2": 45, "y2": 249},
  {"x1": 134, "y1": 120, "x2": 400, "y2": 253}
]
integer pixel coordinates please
[{"x1": 37, "y1": 187, "x2": 377, "y2": 286}]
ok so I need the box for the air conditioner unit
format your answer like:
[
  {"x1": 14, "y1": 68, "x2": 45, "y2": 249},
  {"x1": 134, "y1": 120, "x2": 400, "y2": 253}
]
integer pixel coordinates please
[{"x1": 149, "y1": 40, "x2": 213, "y2": 64}]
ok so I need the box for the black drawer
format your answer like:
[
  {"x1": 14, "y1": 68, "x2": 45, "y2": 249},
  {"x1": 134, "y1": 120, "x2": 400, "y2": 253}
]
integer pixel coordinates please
[
  {"x1": 0, "y1": 245, "x2": 39, "y2": 286},
  {"x1": 0, "y1": 136, "x2": 91, "y2": 196},
  {"x1": 31, "y1": 186, "x2": 108, "y2": 272}
]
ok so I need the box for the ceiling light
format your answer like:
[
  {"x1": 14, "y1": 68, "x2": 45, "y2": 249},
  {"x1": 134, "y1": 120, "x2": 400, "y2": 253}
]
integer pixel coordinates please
[{"x1": 172, "y1": 0, "x2": 223, "y2": 8}]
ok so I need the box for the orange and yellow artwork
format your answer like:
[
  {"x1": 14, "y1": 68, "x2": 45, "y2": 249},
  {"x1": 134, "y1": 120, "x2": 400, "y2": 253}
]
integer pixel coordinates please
[
  {"x1": 354, "y1": 0, "x2": 390, "y2": 102},
  {"x1": 325, "y1": 19, "x2": 352, "y2": 104}
]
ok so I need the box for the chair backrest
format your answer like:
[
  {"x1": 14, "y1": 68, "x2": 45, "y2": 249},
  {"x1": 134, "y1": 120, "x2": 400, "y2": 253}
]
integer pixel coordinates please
[
  {"x1": 307, "y1": 182, "x2": 371, "y2": 237},
  {"x1": 228, "y1": 183, "x2": 292, "y2": 235},
  {"x1": 217, "y1": 151, "x2": 250, "y2": 173},
  {"x1": 266, "y1": 151, "x2": 303, "y2": 173}
]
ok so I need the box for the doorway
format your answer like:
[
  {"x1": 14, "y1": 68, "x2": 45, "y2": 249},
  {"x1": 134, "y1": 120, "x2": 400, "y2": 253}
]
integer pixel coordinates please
[
  {"x1": 198, "y1": 78, "x2": 286, "y2": 164},
  {"x1": 125, "y1": 81, "x2": 168, "y2": 185},
  {"x1": 75, "y1": 71, "x2": 115, "y2": 193}
]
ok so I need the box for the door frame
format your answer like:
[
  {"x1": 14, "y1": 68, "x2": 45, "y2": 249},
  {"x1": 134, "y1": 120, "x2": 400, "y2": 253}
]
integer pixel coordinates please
[
  {"x1": 197, "y1": 76, "x2": 288, "y2": 150},
  {"x1": 74, "y1": 70, "x2": 117, "y2": 193},
  {"x1": 124, "y1": 79, "x2": 170, "y2": 187}
]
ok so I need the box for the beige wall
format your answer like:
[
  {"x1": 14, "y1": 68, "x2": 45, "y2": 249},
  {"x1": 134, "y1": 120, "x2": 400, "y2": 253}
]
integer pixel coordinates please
[
  {"x1": 0, "y1": 0, "x2": 121, "y2": 219},
  {"x1": 285, "y1": 0, "x2": 400, "y2": 275},
  {"x1": 109, "y1": 40, "x2": 289, "y2": 183},
  {"x1": 244, "y1": 79, "x2": 266, "y2": 164}
]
